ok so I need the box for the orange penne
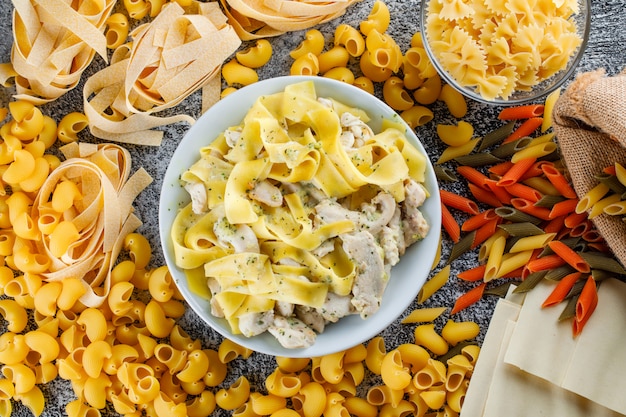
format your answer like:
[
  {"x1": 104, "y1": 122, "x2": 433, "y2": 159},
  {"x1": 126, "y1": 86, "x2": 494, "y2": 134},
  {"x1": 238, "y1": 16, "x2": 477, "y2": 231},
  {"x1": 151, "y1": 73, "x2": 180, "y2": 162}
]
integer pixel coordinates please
[
  {"x1": 573, "y1": 276, "x2": 598, "y2": 336},
  {"x1": 471, "y1": 218, "x2": 500, "y2": 250},
  {"x1": 485, "y1": 179, "x2": 513, "y2": 205},
  {"x1": 564, "y1": 211, "x2": 588, "y2": 229},
  {"x1": 441, "y1": 203, "x2": 460, "y2": 243},
  {"x1": 518, "y1": 160, "x2": 554, "y2": 182},
  {"x1": 541, "y1": 164, "x2": 577, "y2": 199},
  {"x1": 498, "y1": 104, "x2": 544, "y2": 120},
  {"x1": 450, "y1": 282, "x2": 486, "y2": 315},
  {"x1": 497, "y1": 157, "x2": 537, "y2": 187},
  {"x1": 548, "y1": 240, "x2": 590, "y2": 273},
  {"x1": 468, "y1": 183, "x2": 502, "y2": 208},
  {"x1": 502, "y1": 117, "x2": 543, "y2": 144},
  {"x1": 440, "y1": 189, "x2": 480, "y2": 215},
  {"x1": 543, "y1": 215, "x2": 566, "y2": 235},
  {"x1": 504, "y1": 182, "x2": 542, "y2": 203},
  {"x1": 461, "y1": 208, "x2": 498, "y2": 232},
  {"x1": 542, "y1": 271, "x2": 582, "y2": 308},
  {"x1": 456, "y1": 165, "x2": 491, "y2": 190},
  {"x1": 488, "y1": 161, "x2": 514, "y2": 177},
  {"x1": 457, "y1": 264, "x2": 486, "y2": 282},
  {"x1": 548, "y1": 198, "x2": 579, "y2": 219},
  {"x1": 510, "y1": 198, "x2": 551, "y2": 220},
  {"x1": 526, "y1": 253, "x2": 567, "y2": 272}
]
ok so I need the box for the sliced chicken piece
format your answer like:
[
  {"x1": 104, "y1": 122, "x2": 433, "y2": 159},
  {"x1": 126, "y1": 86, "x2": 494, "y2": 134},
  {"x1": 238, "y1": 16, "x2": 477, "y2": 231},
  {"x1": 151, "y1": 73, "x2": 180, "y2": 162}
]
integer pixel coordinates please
[
  {"x1": 238, "y1": 310, "x2": 274, "y2": 337},
  {"x1": 341, "y1": 231, "x2": 387, "y2": 319},
  {"x1": 213, "y1": 217, "x2": 260, "y2": 253},
  {"x1": 207, "y1": 277, "x2": 224, "y2": 318},
  {"x1": 268, "y1": 316, "x2": 317, "y2": 349},
  {"x1": 184, "y1": 182, "x2": 208, "y2": 215},
  {"x1": 379, "y1": 206, "x2": 403, "y2": 265},
  {"x1": 274, "y1": 301, "x2": 294, "y2": 317},
  {"x1": 295, "y1": 305, "x2": 325, "y2": 333},
  {"x1": 224, "y1": 128, "x2": 242, "y2": 148},
  {"x1": 249, "y1": 180, "x2": 283, "y2": 207},
  {"x1": 311, "y1": 239, "x2": 335, "y2": 258},
  {"x1": 401, "y1": 180, "x2": 430, "y2": 247},
  {"x1": 314, "y1": 192, "x2": 396, "y2": 234},
  {"x1": 318, "y1": 292, "x2": 354, "y2": 323}
]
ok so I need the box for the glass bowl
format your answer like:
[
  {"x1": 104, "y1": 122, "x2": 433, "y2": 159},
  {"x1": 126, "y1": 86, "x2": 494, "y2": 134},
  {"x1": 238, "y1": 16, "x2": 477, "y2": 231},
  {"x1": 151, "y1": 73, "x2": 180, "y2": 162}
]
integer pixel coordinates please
[
  {"x1": 420, "y1": 0, "x2": 591, "y2": 105},
  {"x1": 159, "y1": 76, "x2": 442, "y2": 357}
]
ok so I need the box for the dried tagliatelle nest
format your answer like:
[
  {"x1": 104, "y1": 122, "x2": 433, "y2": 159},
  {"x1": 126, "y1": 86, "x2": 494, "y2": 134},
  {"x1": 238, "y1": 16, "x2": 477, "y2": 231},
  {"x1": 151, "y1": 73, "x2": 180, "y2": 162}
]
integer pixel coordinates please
[
  {"x1": 27, "y1": 142, "x2": 153, "y2": 308},
  {"x1": 83, "y1": 2, "x2": 242, "y2": 145},
  {"x1": 1, "y1": 0, "x2": 116, "y2": 105},
  {"x1": 221, "y1": 0, "x2": 362, "y2": 40}
]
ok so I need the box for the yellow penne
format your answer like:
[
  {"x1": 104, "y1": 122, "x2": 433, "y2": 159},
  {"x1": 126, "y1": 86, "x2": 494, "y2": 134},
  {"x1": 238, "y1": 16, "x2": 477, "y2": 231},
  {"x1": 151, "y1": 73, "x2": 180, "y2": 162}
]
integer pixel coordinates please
[
  {"x1": 436, "y1": 138, "x2": 480, "y2": 164},
  {"x1": 508, "y1": 233, "x2": 556, "y2": 253},
  {"x1": 401, "y1": 307, "x2": 447, "y2": 324},
  {"x1": 484, "y1": 234, "x2": 506, "y2": 282},
  {"x1": 495, "y1": 250, "x2": 533, "y2": 278},
  {"x1": 511, "y1": 142, "x2": 558, "y2": 163},
  {"x1": 576, "y1": 183, "x2": 611, "y2": 213},
  {"x1": 541, "y1": 88, "x2": 561, "y2": 132},
  {"x1": 417, "y1": 265, "x2": 450, "y2": 303}
]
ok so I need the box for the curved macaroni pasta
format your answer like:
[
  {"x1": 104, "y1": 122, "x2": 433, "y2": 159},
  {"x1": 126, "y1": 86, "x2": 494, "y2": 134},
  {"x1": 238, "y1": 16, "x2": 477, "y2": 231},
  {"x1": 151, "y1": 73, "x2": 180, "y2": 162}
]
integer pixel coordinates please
[{"x1": 236, "y1": 39, "x2": 273, "y2": 68}]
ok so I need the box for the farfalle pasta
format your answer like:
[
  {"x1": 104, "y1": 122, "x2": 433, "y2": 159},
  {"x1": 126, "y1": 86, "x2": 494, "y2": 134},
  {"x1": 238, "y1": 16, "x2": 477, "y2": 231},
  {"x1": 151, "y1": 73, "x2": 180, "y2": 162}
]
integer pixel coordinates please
[
  {"x1": 424, "y1": 0, "x2": 584, "y2": 100},
  {"x1": 173, "y1": 80, "x2": 432, "y2": 348}
]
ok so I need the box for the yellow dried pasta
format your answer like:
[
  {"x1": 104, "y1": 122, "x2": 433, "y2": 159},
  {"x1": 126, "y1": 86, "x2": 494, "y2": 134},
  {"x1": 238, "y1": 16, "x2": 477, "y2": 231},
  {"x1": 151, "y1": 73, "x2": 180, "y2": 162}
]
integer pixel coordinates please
[{"x1": 425, "y1": 0, "x2": 584, "y2": 100}]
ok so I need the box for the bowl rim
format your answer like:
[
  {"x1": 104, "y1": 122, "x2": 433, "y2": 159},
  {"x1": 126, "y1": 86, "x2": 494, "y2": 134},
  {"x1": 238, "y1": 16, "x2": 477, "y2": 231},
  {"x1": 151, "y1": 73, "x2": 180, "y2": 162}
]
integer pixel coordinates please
[
  {"x1": 158, "y1": 75, "x2": 442, "y2": 357},
  {"x1": 419, "y1": 0, "x2": 591, "y2": 106}
]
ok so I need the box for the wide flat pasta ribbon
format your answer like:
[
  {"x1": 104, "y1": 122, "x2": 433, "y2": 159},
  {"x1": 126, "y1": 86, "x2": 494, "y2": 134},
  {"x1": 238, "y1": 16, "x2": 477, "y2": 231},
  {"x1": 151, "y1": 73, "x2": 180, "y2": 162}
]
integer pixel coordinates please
[
  {"x1": 82, "y1": 1, "x2": 241, "y2": 146},
  {"x1": 7, "y1": 0, "x2": 116, "y2": 105},
  {"x1": 29, "y1": 143, "x2": 153, "y2": 308}
]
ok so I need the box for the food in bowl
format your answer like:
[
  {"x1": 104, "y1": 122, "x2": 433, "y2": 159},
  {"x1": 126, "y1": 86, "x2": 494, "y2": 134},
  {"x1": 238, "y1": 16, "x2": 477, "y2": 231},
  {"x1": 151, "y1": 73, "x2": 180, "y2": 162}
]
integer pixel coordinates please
[
  {"x1": 421, "y1": 0, "x2": 589, "y2": 103},
  {"x1": 167, "y1": 79, "x2": 434, "y2": 349}
]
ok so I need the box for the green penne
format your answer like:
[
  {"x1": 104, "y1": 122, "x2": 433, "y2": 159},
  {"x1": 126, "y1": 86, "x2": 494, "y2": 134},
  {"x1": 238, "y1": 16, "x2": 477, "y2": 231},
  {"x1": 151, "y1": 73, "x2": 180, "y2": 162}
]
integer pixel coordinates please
[
  {"x1": 447, "y1": 231, "x2": 476, "y2": 264},
  {"x1": 494, "y1": 207, "x2": 542, "y2": 224},
  {"x1": 497, "y1": 221, "x2": 544, "y2": 236},
  {"x1": 534, "y1": 194, "x2": 566, "y2": 208},
  {"x1": 512, "y1": 270, "x2": 548, "y2": 293},
  {"x1": 545, "y1": 265, "x2": 576, "y2": 281},
  {"x1": 478, "y1": 121, "x2": 515, "y2": 151},
  {"x1": 454, "y1": 152, "x2": 503, "y2": 167},
  {"x1": 434, "y1": 165, "x2": 458, "y2": 182},
  {"x1": 490, "y1": 137, "x2": 533, "y2": 159},
  {"x1": 579, "y1": 252, "x2": 626, "y2": 275},
  {"x1": 595, "y1": 172, "x2": 626, "y2": 194}
]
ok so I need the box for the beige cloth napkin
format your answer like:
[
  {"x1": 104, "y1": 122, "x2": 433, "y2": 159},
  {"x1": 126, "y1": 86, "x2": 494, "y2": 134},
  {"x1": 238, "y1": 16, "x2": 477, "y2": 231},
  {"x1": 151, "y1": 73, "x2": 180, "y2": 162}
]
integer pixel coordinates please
[{"x1": 553, "y1": 68, "x2": 626, "y2": 267}]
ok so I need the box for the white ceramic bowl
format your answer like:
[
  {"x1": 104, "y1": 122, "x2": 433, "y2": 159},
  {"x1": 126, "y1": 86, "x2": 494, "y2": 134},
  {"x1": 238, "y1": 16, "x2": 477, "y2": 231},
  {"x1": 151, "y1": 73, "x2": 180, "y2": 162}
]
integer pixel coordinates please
[
  {"x1": 420, "y1": 0, "x2": 591, "y2": 105},
  {"x1": 159, "y1": 76, "x2": 442, "y2": 357}
]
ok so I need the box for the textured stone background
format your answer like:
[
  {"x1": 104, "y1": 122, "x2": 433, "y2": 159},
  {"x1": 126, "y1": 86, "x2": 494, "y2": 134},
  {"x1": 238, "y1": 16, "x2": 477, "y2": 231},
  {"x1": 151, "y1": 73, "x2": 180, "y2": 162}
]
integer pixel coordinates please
[{"x1": 0, "y1": 0, "x2": 625, "y2": 415}]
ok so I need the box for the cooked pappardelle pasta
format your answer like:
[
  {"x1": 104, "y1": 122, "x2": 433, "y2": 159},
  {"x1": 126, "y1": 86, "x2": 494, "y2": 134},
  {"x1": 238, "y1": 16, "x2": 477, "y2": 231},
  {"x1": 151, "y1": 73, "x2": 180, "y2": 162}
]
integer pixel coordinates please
[{"x1": 173, "y1": 81, "x2": 432, "y2": 348}]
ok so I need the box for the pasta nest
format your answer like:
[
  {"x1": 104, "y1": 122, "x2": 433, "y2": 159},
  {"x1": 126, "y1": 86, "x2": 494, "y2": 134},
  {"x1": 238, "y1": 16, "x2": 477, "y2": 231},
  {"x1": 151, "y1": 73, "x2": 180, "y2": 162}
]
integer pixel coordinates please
[{"x1": 220, "y1": 0, "x2": 363, "y2": 40}]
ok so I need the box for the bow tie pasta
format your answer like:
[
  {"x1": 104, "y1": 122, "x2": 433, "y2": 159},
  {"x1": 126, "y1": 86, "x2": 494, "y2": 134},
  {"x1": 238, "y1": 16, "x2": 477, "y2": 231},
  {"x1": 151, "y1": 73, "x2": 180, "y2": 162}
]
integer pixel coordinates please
[{"x1": 172, "y1": 81, "x2": 431, "y2": 349}]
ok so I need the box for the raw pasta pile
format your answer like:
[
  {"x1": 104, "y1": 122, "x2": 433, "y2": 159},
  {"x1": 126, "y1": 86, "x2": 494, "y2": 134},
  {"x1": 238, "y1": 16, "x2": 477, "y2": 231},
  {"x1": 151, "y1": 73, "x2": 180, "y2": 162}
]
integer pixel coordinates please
[
  {"x1": 424, "y1": 0, "x2": 584, "y2": 100},
  {"x1": 173, "y1": 80, "x2": 432, "y2": 348},
  {"x1": 428, "y1": 91, "x2": 626, "y2": 336}
]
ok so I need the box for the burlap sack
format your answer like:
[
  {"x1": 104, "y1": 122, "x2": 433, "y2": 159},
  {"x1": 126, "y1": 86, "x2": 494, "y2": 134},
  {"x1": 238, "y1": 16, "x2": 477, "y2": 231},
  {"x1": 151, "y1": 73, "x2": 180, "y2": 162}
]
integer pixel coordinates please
[{"x1": 553, "y1": 68, "x2": 626, "y2": 268}]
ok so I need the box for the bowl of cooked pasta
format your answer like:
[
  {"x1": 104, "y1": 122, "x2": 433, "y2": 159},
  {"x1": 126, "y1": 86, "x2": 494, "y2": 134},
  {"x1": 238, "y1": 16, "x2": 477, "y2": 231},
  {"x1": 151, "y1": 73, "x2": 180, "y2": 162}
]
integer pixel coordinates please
[
  {"x1": 159, "y1": 76, "x2": 441, "y2": 357},
  {"x1": 419, "y1": 0, "x2": 591, "y2": 105}
]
